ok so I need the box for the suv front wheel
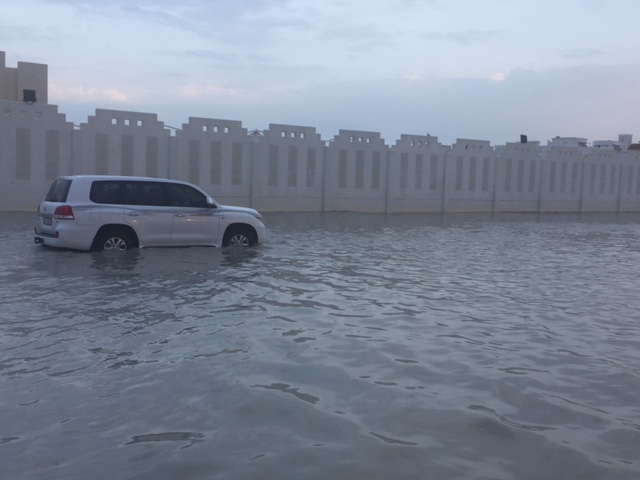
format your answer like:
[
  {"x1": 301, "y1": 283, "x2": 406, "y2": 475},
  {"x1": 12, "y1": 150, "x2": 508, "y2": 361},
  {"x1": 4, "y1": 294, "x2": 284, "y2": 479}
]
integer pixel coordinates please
[
  {"x1": 94, "y1": 228, "x2": 134, "y2": 252},
  {"x1": 223, "y1": 226, "x2": 256, "y2": 247}
]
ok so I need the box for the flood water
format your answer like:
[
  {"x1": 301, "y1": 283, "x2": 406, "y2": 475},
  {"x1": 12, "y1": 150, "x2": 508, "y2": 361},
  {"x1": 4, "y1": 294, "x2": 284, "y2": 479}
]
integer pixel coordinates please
[{"x1": 1, "y1": 211, "x2": 640, "y2": 480}]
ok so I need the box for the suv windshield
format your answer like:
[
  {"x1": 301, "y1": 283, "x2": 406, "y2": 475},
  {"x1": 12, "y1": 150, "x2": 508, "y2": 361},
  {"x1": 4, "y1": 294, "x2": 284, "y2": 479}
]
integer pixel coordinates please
[{"x1": 45, "y1": 178, "x2": 72, "y2": 202}]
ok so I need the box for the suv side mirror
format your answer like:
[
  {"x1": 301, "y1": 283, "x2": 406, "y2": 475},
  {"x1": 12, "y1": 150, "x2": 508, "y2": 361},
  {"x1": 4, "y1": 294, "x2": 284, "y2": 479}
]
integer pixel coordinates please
[{"x1": 206, "y1": 197, "x2": 217, "y2": 208}]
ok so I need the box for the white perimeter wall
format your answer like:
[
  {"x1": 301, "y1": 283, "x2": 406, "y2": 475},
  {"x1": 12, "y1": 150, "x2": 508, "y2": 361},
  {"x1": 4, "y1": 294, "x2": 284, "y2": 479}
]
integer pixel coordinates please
[{"x1": 2, "y1": 100, "x2": 640, "y2": 214}]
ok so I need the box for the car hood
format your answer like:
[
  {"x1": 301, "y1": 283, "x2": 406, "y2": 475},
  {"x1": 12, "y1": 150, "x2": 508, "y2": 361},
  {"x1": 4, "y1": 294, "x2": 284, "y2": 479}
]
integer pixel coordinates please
[{"x1": 217, "y1": 204, "x2": 262, "y2": 218}]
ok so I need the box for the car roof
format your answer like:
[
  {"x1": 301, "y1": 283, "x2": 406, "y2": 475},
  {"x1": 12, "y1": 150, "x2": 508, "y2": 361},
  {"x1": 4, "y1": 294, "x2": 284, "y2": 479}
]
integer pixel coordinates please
[{"x1": 60, "y1": 175, "x2": 191, "y2": 185}]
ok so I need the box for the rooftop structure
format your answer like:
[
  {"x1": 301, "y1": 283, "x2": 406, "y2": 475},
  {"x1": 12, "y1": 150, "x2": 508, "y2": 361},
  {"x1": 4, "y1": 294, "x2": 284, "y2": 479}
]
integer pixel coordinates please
[
  {"x1": 0, "y1": 51, "x2": 48, "y2": 104},
  {"x1": 548, "y1": 137, "x2": 588, "y2": 148}
]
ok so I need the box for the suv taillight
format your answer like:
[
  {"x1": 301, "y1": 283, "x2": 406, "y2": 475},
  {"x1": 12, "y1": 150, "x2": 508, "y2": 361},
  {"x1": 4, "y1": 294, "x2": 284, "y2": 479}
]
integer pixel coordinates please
[{"x1": 54, "y1": 205, "x2": 75, "y2": 220}]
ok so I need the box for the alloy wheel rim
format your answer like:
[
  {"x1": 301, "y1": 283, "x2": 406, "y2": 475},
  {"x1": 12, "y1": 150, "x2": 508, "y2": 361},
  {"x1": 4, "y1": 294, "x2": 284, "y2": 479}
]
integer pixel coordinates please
[
  {"x1": 105, "y1": 238, "x2": 127, "y2": 250},
  {"x1": 229, "y1": 234, "x2": 249, "y2": 247}
]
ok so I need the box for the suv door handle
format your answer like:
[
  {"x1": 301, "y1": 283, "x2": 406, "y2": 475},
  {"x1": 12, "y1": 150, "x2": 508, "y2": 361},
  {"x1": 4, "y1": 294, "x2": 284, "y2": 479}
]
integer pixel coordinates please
[
  {"x1": 126, "y1": 211, "x2": 140, "y2": 217},
  {"x1": 174, "y1": 213, "x2": 185, "y2": 217}
]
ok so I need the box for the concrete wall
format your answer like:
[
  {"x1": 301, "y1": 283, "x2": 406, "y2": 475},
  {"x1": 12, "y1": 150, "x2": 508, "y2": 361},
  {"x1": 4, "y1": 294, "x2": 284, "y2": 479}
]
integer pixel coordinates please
[
  {"x1": 619, "y1": 152, "x2": 640, "y2": 211},
  {"x1": 0, "y1": 52, "x2": 5, "y2": 102},
  {"x1": 445, "y1": 139, "x2": 495, "y2": 213},
  {"x1": 387, "y1": 135, "x2": 447, "y2": 213},
  {"x1": 252, "y1": 124, "x2": 325, "y2": 211},
  {"x1": 1, "y1": 100, "x2": 640, "y2": 214},
  {"x1": 494, "y1": 141, "x2": 541, "y2": 213},
  {"x1": 540, "y1": 147, "x2": 583, "y2": 212},
  {"x1": 173, "y1": 117, "x2": 253, "y2": 208},
  {"x1": 76, "y1": 109, "x2": 171, "y2": 178},
  {"x1": 581, "y1": 150, "x2": 621, "y2": 212},
  {"x1": 0, "y1": 101, "x2": 73, "y2": 211},
  {"x1": 324, "y1": 130, "x2": 388, "y2": 212}
]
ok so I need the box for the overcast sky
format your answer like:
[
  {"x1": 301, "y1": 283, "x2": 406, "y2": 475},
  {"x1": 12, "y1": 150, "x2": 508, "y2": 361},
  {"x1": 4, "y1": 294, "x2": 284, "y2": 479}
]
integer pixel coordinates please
[{"x1": 2, "y1": 0, "x2": 639, "y2": 145}]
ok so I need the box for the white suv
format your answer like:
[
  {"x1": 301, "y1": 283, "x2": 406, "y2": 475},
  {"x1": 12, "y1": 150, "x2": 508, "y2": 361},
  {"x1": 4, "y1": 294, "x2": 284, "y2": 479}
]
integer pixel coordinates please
[{"x1": 34, "y1": 175, "x2": 266, "y2": 251}]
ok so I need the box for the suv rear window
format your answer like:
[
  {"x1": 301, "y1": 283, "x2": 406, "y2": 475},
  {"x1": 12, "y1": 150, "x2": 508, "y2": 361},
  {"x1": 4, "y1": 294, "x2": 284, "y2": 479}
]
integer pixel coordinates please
[{"x1": 45, "y1": 178, "x2": 72, "y2": 202}]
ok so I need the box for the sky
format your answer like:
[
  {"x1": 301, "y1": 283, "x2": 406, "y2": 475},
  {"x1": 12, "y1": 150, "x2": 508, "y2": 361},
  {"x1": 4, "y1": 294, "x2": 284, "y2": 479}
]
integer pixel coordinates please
[{"x1": 2, "y1": 0, "x2": 640, "y2": 145}]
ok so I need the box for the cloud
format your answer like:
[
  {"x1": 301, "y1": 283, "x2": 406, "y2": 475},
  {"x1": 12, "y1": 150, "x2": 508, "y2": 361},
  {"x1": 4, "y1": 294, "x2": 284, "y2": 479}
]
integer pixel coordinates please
[
  {"x1": 249, "y1": 63, "x2": 640, "y2": 144},
  {"x1": 50, "y1": 62, "x2": 640, "y2": 145},
  {"x1": 20, "y1": 0, "x2": 640, "y2": 145},
  {"x1": 490, "y1": 72, "x2": 507, "y2": 82},
  {"x1": 50, "y1": 84, "x2": 130, "y2": 102},
  {"x1": 177, "y1": 83, "x2": 259, "y2": 101},
  {"x1": 423, "y1": 28, "x2": 504, "y2": 45},
  {"x1": 0, "y1": 23, "x2": 46, "y2": 43},
  {"x1": 562, "y1": 48, "x2": 605, "y2": 59}
]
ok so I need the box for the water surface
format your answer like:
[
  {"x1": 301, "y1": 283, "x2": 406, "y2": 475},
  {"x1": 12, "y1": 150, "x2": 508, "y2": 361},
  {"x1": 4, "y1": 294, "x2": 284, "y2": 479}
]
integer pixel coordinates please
[{"x1": 1, "y1": 211, "x2": 640, "y2": 479}]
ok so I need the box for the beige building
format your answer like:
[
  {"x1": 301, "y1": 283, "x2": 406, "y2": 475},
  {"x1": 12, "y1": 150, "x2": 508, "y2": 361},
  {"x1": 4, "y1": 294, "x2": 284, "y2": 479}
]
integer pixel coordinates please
[{"x1": 0, "y1": 51, "x2": 48, "y2": 104}]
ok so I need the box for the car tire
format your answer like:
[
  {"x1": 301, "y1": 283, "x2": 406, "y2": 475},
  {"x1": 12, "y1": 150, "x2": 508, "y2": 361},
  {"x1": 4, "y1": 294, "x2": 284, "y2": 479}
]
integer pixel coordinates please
[
  {"x1": 223, "y1": 226, "x2": 256, "y2": 247},
  {"x1": 94, "y1": 229, "x2": 134, "y2": 252}
]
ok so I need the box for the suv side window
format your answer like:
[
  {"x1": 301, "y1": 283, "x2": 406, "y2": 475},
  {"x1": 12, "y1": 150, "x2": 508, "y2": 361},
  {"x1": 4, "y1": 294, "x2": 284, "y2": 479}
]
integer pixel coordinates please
[
  {"x1": 90, "y1": 181, "x2": 166, "y2": 206},
  {"x1": 133, "y1": 182, "x2": 167, "y2": 206},
  {"x1": 90, "y1": 181, "x2": 123, "y2": 204},
  {"x1": 167, "y1": 183, "x2": 207, "y2": 208},
  {"x1": 90, "y1": 180, "x2": 206, "y2": 208}
]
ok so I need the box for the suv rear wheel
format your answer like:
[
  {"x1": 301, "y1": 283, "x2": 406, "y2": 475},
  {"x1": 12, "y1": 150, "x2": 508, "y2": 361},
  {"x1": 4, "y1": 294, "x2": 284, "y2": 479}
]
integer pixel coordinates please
[
  {"x1": 94, "y1": 229, "x2": 134, "y2": 251},
  {"x1": 223, "y1": 226, "x2": 256, "y2": 247}
]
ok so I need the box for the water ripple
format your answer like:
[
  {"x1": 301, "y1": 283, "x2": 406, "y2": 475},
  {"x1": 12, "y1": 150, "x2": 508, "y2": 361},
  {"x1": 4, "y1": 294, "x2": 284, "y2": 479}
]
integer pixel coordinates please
[{"x1": 2, "y1": 212, "x2": 640, "y2": 479}]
